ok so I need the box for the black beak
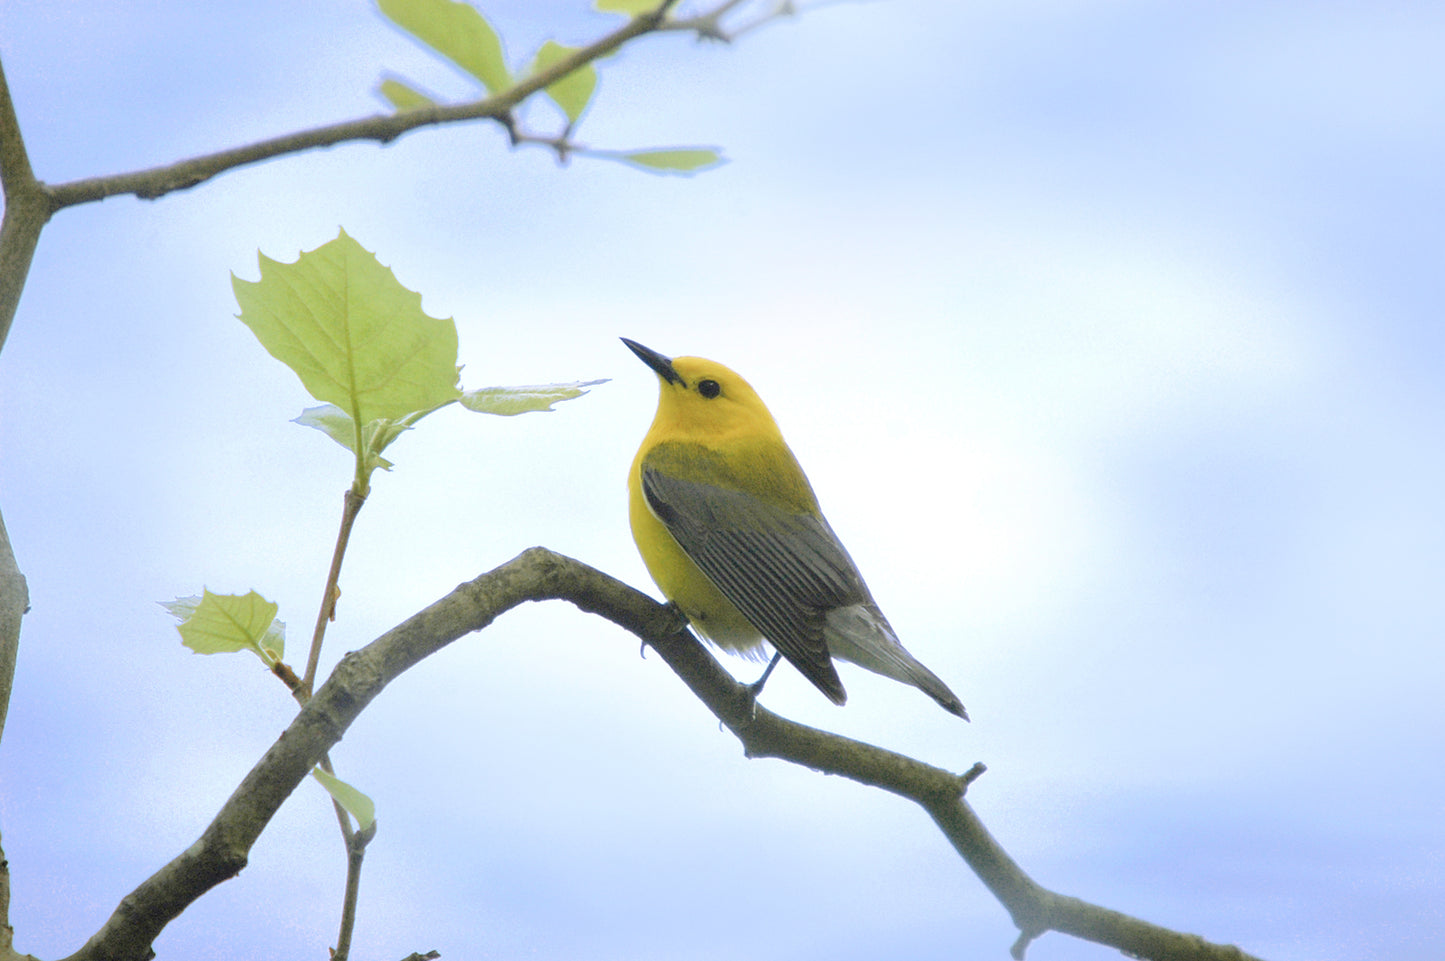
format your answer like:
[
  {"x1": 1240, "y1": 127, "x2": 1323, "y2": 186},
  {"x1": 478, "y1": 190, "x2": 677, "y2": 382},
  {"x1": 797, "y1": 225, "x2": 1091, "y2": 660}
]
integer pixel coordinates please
[{"x1": 621, "y1": 337, "x2": 684, "y2": 386}]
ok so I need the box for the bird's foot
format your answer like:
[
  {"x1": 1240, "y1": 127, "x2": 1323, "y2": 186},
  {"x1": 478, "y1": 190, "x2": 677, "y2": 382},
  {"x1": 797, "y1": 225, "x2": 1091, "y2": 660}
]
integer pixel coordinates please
[
  {"x1": 639, "y1": 601, "x2": 691, "y2": 659},
  {"x1": 661, "y1": 601, "x2": 691, "y2": 634},
  {"x1": 743, "y1": 651, "x2": 784, "y2": 714}
]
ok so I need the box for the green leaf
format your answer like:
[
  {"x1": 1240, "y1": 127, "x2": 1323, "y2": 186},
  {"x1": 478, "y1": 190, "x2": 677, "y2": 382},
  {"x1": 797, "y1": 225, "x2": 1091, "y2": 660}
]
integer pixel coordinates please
[
  {"x1": 594, "y1": 0, "x2": 663, "y2": 14},
  {"x1": 294, "y1": 405, "x2": 396, "y2": 472},
  {"x1": 530, "y1": 41, "x2": 597, "y2": 125},
  {"x1": 378, "y1": 0, "x2": 511, "y2": 93},
  {"x1": 609, "y1": 148, "x2": 726, "y2": 175},
  {"x1": 377, "y1": 76, "x2": 438, "y2": 111},
  {"x1": 312, "y1": 768, "x2": 377, "y2": 830},
  {"x1": 232, "y1": 229, "x2": 462, "y2": 427},
  {"x1": 294, "y1": 399, "x2": 458, "y2": 474},
  {"x1": 460, "y1": 379, "x2": 607, "y2": 416},
  {"x1": 293, "y1": 404, "x2": 366, "y2": 455},
  {"x1": 159, "y1": 595, "x2": 201, "y2": 622},
  {"x1": 167, "y1": 590, "x2": 285, "y2": 664}
]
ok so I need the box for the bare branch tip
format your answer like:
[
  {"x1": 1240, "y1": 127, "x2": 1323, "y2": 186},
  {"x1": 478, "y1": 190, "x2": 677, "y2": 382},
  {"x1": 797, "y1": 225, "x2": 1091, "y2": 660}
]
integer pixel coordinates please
[
  {"x1": 499, "y1": 112, "x2": 521, "y2": 147},
  {"x1": 355, "y1": 820, "x2": 378, "y2": 848}
]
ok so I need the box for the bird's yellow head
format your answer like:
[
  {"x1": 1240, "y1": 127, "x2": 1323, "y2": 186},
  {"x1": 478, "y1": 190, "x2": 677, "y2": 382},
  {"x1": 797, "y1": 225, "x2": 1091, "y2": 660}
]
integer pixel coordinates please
[{"x1": 622, "y1": 338, "x2": 782, "y2": 445}]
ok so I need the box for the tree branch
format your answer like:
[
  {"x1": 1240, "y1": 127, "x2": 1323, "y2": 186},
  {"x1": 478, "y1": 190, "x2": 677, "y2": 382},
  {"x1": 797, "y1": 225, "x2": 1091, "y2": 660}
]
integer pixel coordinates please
[
  {"x1": 0, "y1": 56, "x2": 45, "y2": 772},
  {"x1": 0, "y1": 0, "x2": 706, "y2": 354},
  {"x1": 62, "y1": 548, "x2": 1265, "y2": 961},
  {"x1": 0, "y1": 57, "x2": 52, "y2": 381},
  {"x1": 1, "y1": 828, "x2": 42, "y2": 961},
  {"x1": 41, "y1": 3, "x2": 675, "y2": 213},
  {"x1": 0, "y1": 509, "x2": 26, "y2": 758}
]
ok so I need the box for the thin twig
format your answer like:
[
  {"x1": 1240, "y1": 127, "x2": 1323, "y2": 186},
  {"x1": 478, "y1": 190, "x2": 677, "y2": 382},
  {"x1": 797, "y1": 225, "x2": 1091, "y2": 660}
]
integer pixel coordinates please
[
  {"x1": 303, "y1": 488, "x2": 368, "y2": 695},
  {"x1": 662, "y1": 0, "x2": 795, "y2": 42},
  {"x1": 262, "y1": 486, "x2": 367, "y2": 959},
  {"x1": 291, "y1": 489, "x2": 369, "y2": 958},
  {"x1": 332, "y1": 820, "x2": 377, "y2": 961},
  {"x1": 662, "y1": 0, "x2": 751, "y2": 40}
]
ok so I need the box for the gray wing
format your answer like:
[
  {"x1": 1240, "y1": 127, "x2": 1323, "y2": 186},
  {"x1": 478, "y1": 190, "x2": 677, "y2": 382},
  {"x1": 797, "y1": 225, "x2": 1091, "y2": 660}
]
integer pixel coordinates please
[{"x1": 641, "y1": 465, "x2": 868, "y2": 705}]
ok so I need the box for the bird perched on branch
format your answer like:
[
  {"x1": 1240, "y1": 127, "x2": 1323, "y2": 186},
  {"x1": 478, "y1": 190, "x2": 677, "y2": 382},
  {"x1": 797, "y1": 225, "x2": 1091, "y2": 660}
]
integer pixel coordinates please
[{"x1": 623, "y1": 337, "x2": 967, "y2": 719}]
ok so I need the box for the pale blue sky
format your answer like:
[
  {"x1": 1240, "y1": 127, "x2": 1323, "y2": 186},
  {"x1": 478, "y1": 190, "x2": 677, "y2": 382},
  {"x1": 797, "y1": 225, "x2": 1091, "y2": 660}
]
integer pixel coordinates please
[{"x1": 1, "y1": 2, "x2": 1443, "y2": 960}]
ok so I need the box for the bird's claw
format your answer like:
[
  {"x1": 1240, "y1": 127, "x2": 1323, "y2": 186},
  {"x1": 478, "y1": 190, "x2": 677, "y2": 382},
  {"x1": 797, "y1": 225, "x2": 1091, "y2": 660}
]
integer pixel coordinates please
[
  {"x1": 660, "y1": 600, "x2": 690, "y2": 635},
  {"x1": 641, "y1": 602, "x2": 691, "y2": 659}
]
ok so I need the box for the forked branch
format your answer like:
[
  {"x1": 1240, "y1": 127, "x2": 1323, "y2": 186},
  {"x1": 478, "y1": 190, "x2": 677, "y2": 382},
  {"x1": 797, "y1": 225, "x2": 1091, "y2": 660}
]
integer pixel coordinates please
[{"x1": 62, "y1": 548, "x2": 1264, "y2": 961}]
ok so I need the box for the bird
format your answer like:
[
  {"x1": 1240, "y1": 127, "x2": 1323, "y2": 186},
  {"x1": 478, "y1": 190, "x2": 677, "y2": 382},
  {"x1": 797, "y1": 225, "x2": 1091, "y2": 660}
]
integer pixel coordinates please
[{"x1": 623, "y1": 337, "x2": 967, "y2": 719}]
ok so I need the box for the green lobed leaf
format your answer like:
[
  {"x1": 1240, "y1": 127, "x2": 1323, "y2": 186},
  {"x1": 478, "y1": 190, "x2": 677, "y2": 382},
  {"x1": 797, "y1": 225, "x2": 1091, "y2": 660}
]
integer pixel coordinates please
[
  {"x1": 460, "y1": 379, "x2": 607, "y2": 416},
  {"x1": 311, "y1": 768, "x2": 377, "y2": 830},
  {"x1": 377, "y1": 0, "x2": 511, "y2": 93},
  {"x1": 377, "y1": 76, "x2": 438, "y2": 111},
  {"x1": 232, "y1": 229, "x2": 462, "y2": 427},
  {"x1": 530, "y1": 41, "x2": 597, "y2": 125},
  {"x1": 611, "y1": 148, "x2": 726, "y2": 175},
  {"x1": 594, "y1": 0, "x2": 663, "y2": 14},
  {"x1": 167, "y1": 590, "x2": 285, "y2": 664}
]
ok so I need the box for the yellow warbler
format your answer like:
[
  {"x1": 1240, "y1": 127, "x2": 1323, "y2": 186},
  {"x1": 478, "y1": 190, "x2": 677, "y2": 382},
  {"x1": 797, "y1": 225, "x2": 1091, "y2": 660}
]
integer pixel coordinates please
[{"x1": 623, "y1": 338, "x2": 967, "y2": 719}]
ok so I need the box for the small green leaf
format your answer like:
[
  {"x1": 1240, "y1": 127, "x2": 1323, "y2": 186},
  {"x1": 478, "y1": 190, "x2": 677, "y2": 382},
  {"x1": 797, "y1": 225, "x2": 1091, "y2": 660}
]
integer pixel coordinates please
[
  {"x1": 460, "y1": 379, "x2": 607, "y2": 416},
  {"x1": 293, "y1": 404, "x2": 365, "y2": 454},
  {"x1": 312, "y1": 768, "x2": 377, "y2": 830},
  {"x1": 609, "y1": 148, "x2": 726, "y2": 175},
  {"x1": 232, "y1": 229, "x2": 462, "y2": 427},
  {"x1": 167, "y1": 590, "x2": 285, "y2": 664},
  {"x1": 294, "y1": 405, "x2": 396, "y2": 472},
  {"x1": 378, "y1": 0, "x2": 511, "y2": 93},
  {"x1": 363, "y1": 416, "x2": 418, "y2": 460},
  {"x1": 159, "y1": 595, "x2": 201, "y2": 622},
  {"x1": 531, "y1": 41, "x2": 597, "y2": 124},
  {"x1": 594, "y1": 0, "x2": 663, "y2": 14},
  {"x1": 378, "y1": 76, "x2": 438, "y2": 111},
  {"x1": 294, "y1": 398, "x2": 458, "y2": 475}
]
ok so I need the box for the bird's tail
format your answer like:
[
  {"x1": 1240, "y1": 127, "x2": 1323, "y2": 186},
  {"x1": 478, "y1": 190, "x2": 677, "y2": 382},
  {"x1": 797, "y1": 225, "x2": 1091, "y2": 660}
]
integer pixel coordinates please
[{"x1": 824, "y1": 604, "x2": 969, "y2": 720}]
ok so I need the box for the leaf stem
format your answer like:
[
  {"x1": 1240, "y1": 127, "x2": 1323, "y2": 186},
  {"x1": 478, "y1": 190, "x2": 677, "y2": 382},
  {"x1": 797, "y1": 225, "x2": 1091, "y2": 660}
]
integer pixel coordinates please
[{"x1": 351, "y1": 417, "x2": 370, "y2": 498}]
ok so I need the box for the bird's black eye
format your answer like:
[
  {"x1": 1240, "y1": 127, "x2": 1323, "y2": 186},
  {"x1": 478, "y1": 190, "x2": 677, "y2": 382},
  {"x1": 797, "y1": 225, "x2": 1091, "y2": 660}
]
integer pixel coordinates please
[{"x1": 698, "y1": 379, "x2": 721, "y2": 399}]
